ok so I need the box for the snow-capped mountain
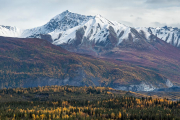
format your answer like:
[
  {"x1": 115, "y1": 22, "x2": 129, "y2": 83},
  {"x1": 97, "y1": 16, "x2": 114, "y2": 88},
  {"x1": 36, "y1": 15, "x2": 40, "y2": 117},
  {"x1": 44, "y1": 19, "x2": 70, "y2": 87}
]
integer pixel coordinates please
[
  {"x1": 1, "y1": 10, "x2": 180, "y2": 91},
  {"x1": 1, "y1": 10, "x2": 180, "y2": 49},
  {"x1": 135, "y1": 26, "x2": 180, "y2": 47},
  {"x1": 148, "y1": 26, "x2": 180, "y2": 47},
  {"x1": 52, "y1": 14, "x2": 131, "y2": 46},
  {"x1": 21, "y1": 10, "x2": 92, "y2": 38}
]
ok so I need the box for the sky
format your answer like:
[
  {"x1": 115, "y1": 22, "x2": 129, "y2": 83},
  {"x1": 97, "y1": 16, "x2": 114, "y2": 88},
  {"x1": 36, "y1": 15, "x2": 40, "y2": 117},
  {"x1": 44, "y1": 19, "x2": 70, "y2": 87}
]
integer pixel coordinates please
[{"x1": 1, "y1": 0, "x2": 180, "y2": 29}]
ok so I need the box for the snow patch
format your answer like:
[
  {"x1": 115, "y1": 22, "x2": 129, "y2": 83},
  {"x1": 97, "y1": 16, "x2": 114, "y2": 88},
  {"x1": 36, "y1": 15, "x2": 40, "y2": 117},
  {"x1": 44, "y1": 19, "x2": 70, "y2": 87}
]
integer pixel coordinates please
[
  {"x1": 129, "y1": 83, "x2": 156, "y2": 91},
  {"x1": 166, "y1": 79, "x2": 173, "y2": 88},
  {"x1": 114, "y1": 82, "x2": 156, "y2": 92}
]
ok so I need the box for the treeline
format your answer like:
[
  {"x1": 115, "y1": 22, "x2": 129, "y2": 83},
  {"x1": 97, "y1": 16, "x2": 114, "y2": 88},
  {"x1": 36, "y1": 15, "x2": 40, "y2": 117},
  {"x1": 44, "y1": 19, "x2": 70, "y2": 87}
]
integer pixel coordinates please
[
  {"x1": 0, "y1": 86, "x2": 123, "y2": 102},
  {"x1": 0, "y1": 86, "x2": 114, "y2": 97}
]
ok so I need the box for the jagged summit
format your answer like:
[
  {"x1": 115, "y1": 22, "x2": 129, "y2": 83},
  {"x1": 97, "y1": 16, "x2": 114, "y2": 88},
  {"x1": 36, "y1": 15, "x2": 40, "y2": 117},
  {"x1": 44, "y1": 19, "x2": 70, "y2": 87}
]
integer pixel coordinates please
[
  {"x1": 49, "y1": 10, "x2": 70, "y2": 22},
  {"x1": 21, "y1": 10, "x2": 93, "y2": 38},
  {"x1": 50, "y1": 10, "x2": 91, "y2": 23}
]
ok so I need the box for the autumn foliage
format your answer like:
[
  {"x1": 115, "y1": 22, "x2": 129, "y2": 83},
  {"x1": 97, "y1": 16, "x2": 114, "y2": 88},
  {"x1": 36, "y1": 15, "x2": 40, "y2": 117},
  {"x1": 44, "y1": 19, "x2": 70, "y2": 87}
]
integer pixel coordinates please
[
  {"x1": 0, "y1": 37, "x2": 167, "y2": 89},
  {"x1": 0, "y1": 86, "x2": 180, "y2": 119}
]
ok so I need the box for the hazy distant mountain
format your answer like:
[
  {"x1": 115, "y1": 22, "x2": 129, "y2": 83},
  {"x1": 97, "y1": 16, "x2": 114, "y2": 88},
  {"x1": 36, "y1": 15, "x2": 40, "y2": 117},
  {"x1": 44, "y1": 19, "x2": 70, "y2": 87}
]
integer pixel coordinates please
[{"x1": 0, "y1": 25, "x2": 22, "y2": 37}]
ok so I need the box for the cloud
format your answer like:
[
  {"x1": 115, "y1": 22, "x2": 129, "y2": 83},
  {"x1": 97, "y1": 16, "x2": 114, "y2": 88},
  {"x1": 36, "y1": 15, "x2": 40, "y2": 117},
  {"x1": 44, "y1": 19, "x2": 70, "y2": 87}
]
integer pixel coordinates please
[
  {"x1": 120, "y1": 21, "x2": 134, "y2": 27},
  {"x1": 145, "y1": 0, "x2": 180, "y2": 8},
  {"x1": 151, "y1": 22, "x2": 167, "y2": 27},
  {"x1": 146, "y1": 0, "x2": 180, "y2": 3},
  {"x1": 169, "y1": 23, "x2": 180, "y2": 28},
  {"x1": 0, "y1": 0, "x2": 180, "y2": 29}
]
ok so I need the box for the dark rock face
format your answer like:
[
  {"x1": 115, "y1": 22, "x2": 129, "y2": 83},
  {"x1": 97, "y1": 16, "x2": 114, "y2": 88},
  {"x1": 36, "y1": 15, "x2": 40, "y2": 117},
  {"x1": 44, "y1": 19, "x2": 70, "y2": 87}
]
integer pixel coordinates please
[
  {"x1": 40, "y1": 34, "x2": 53, "y2": 43},
  {"x1": 74, "y1": 27, "x2": 85, "y2": 46},
  {"x1": 130, "y1": 28, "x2": 147, "y2": 41},
  {"x1": 105, "y1": 26, "x2": 119, "y2": 49},
  {"x1": 118, "y1": 28, "x2": 150, "y2": 50},
  {"x1": 148, "y1": 28, "x2": 152, "y2": 34},
  {"x1": 27, "y1": 34, "x2": 53, "y2": 43},
  {"x1": 170, "y1": 33, "x2": 175, "y2": 46},
  {"x1": 54, "y1": 33, "x2": 62, "y2": 41},
  {"x1": 0, "y1": 25, "x2": 12, "y2": 30},
  {"x1": 118, "y1": 31, "x2": 124, "y2": 38}
]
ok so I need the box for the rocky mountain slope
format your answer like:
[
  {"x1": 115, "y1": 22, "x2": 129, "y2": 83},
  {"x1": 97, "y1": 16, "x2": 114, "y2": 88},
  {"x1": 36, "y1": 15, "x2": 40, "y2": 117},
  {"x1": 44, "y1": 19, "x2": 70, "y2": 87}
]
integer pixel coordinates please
[{"x1": 145, "y1": 26, "x2": 180, "y2": 47}]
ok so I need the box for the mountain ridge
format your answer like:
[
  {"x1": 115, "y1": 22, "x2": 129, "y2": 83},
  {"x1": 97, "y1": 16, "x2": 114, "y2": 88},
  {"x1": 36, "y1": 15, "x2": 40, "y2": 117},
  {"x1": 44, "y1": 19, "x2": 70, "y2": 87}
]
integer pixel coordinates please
[{"x1": 1, "y1": 10, "x2": 180, "y2": 48}]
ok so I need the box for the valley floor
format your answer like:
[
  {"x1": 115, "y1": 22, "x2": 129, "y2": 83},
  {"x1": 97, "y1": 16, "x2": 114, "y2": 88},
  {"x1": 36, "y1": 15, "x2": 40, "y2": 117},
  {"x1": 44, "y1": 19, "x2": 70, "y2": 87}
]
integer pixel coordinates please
[{"x1": 0, "y1": 86, "x2": 180, "y2": 119}]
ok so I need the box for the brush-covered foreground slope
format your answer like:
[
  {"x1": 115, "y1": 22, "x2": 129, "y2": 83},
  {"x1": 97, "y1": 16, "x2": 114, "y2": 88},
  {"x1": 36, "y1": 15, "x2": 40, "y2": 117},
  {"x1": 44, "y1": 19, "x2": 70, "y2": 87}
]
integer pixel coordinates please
[{"x1": 0, "y1": 36, "x2": 168, "y2": 90}]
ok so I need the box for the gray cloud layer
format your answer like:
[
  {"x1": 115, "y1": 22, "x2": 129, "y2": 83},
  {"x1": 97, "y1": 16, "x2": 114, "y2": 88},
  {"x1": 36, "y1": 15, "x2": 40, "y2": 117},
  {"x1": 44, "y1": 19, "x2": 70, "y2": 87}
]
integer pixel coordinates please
[
  {"x1": 145, "y1": 0, "x2": 180, "y2": 8},
  {"x1": 0, "y1": 0, "x2": 180, "y2": 29},
  {"x1": 146, "y1": 0, "x2": 180, "y2": 4}
]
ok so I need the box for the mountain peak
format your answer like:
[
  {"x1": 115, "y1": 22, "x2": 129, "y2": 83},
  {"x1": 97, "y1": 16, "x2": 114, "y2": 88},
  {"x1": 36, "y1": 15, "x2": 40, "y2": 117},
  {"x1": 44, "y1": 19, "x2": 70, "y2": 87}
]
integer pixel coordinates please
[
  {"x1": 51, "y1": 10, "x2": 71, "y2": 21},
  {"x1": 59, "y1": 10, "x2": 73, "y2": 16},
  {"x1": 21, "y1": 10, "x2": 93, "y2": 36},
  {"x1": 63, "y1": 10, "x2": 70, "y2": 13},
  {"x1": 50, "y1": 10, "x2": 91, "y2": 23}
]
